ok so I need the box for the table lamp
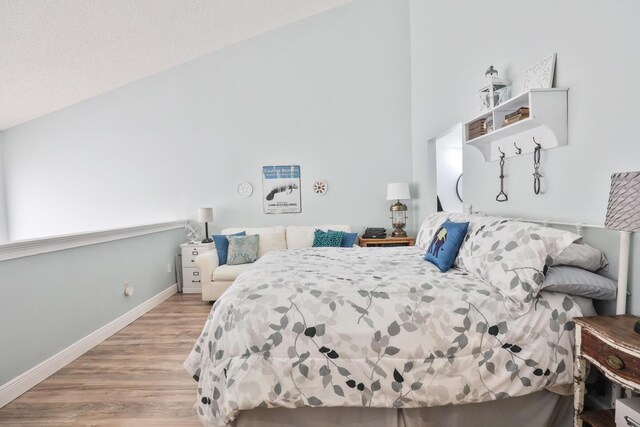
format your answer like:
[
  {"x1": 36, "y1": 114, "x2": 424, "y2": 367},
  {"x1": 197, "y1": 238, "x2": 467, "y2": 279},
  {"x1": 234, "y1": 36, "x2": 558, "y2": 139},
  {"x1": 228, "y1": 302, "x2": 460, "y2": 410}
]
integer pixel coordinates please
[
  {"x1": 198, "y1": 208, "x2": 214, "y2": 243},
  {"x1": 387, "y1": 183, "x2": 411, "y2": 237},
  {"x1": 604, "y1": 172, "x2": 640, "y2": 326}
]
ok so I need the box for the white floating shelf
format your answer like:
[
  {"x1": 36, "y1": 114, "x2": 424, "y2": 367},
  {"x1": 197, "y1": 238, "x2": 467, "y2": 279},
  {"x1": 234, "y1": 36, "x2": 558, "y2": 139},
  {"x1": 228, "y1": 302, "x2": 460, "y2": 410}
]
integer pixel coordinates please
[{"x1": 464, "y1": 88, "x2": 568, "y2": 161}]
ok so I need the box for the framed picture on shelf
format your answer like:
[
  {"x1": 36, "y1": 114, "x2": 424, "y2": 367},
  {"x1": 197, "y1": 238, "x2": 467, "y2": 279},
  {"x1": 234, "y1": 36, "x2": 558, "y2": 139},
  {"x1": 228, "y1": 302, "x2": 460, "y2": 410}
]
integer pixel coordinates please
[{"x1": 523, "y1": 53, "x2": 556, "y2": 90}]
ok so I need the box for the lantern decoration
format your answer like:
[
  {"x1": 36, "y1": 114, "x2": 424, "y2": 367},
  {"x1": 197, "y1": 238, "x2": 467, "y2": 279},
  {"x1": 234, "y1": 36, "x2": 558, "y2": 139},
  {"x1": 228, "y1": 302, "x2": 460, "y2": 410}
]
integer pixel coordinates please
[
  {"x1": 478, "y1": 65, "x2": 510, "y2": 112},
  {"x1": 386, "y1": 183, "x2": 411, "y2": 238}
]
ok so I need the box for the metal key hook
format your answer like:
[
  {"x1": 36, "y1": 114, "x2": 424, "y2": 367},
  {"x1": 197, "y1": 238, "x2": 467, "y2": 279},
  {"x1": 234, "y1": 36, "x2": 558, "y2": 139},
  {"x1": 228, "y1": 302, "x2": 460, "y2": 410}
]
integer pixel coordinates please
[
  {"x1": 513, "y1": 142, "x2": 522, "y2": 155},
  {"x1": 496, "y1": 147, "x2": 508, "y2": 202},
  {"x1": 533, "y1": 137, "x2": 543, "y2": 195}
]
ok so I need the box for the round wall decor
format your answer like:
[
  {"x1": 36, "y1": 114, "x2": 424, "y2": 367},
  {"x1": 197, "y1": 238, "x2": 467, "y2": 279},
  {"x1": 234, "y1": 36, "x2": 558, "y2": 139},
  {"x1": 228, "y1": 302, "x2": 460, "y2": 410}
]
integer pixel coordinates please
[
  {"x1": 236, "y1": 181, "x2": 253, "y2": 198},
  {"x1": 312, "y1": 180, "x2": 328, "y2": 195}
]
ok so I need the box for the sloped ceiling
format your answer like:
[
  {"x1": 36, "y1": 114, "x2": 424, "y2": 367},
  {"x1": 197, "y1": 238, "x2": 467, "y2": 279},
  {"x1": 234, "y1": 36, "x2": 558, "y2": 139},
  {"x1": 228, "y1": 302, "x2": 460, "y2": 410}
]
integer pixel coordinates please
[{"x1": 0, "y1": 0, "x2": 355, "y2": 130}]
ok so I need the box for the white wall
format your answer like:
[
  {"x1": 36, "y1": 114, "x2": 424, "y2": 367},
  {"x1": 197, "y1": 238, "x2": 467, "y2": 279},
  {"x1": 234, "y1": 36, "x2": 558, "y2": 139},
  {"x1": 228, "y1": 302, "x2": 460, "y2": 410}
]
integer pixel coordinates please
[
  {"x1": 434, "y1": 124, "x2": 462, "y2": 213},
  {"x1": 410, "y1": 0, "x2": 640, "y2": 312},
  {"x1": 2, "y1": 0, "x2": 411, "y2": 240}
]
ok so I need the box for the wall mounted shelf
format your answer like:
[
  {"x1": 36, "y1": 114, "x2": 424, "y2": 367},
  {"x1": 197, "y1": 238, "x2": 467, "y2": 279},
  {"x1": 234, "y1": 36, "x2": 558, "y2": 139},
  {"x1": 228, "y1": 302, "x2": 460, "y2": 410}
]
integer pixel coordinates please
[{"x1": 464, "y1": 88, "x2": 568, "y2": 161}]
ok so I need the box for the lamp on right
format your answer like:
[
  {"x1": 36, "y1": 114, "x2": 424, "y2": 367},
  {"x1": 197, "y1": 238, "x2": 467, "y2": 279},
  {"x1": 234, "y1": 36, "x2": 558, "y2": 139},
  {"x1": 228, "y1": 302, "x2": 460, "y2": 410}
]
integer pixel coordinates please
[
  {"x1": 387, "y1": 183, "x2": 411, "y2": 238},
  {"x1": 605, "y1": 171, "x2": 640, "y2": 317}
]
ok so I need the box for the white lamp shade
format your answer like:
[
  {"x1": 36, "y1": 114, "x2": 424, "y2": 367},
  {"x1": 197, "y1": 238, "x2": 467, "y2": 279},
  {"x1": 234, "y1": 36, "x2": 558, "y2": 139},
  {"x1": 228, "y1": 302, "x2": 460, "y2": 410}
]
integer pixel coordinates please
[
  {"x1": 387, "y1": 183, "x2": 411, "y2": 200},
  {"x1": 198, "y1": 208, "x2": 214, "y2": 223}
]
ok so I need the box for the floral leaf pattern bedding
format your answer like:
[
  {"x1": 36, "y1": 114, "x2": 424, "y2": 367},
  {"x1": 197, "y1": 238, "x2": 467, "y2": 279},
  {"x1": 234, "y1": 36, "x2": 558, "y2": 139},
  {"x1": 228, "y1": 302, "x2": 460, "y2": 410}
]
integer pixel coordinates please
[{"x1": 184, "y1": 247, "x2": 583, "y2": 427}]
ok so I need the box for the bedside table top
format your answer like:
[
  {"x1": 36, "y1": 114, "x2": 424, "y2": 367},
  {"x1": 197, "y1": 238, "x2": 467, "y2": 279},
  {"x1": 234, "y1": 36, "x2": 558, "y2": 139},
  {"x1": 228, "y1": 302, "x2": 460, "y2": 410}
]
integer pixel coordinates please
[
  {"x1": 358, "y1": 236, "x2": 415, "y2": 243},
  {"x1": 575, "y1": 315, "x2": 640, "y2": 354}
]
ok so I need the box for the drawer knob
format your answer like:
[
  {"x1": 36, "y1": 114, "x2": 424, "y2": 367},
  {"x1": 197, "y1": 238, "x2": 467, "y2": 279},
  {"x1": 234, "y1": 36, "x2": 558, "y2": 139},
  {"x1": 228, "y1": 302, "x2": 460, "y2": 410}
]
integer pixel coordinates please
[{"x1": 606, "y1": 354, "x2": 625, "y2": 370}]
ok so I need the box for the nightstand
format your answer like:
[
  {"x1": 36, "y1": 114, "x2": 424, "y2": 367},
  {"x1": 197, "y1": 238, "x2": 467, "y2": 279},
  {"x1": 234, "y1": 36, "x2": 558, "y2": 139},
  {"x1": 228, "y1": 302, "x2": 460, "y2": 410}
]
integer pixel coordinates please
[
  {"x1": 180, "y1": 242, "x2": 215, "y2": 294},
  {"x1": 574, "y1": 315, "x2": 640, "y2": 426},
  {"x1": 358, "y1": 236, "x2": 415, "y2": 247}
]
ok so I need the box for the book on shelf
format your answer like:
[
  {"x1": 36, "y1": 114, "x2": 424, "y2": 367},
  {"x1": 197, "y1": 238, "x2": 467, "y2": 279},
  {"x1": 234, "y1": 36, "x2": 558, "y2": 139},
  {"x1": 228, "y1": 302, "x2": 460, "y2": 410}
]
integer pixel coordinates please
[
  {"x1": 503, "y1": 114, "x2": 529, "y2": 126},
  {"x1": 504, "y1": 107, "x2": 530, "y2": 120}
]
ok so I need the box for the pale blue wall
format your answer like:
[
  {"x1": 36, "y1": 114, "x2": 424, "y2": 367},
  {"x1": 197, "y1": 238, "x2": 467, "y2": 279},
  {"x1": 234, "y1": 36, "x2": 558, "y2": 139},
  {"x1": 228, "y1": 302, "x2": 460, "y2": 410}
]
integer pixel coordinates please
[
  {"x1": 0, "y1": 132, "x2": 7, "y2": 242},
  {"x1": 0, "y1": 229, "x2": 183, "y2": 384}
]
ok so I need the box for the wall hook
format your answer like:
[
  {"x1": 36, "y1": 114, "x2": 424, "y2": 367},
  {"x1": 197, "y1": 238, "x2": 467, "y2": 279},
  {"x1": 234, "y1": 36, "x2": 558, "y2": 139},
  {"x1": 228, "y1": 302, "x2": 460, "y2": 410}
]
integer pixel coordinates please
[
  {"x1": 497, "y1": 146, "x2": 505, "y2": 156},
  {"x1": 513, "y1": 142, "x2": 522, "y2": 155},
  {"x1": 533, "y1": 137, "x2": 542, "y2": 149}
]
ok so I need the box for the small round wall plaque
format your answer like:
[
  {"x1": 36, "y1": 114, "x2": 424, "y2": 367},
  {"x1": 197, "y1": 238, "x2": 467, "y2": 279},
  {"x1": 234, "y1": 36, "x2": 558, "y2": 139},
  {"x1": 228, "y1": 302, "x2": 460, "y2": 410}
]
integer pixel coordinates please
[
  {"x1": 312, "y1": 180, "x2": 328, "y2": 195},
  {"x1": 236, "y1": 181, "x2": 253, "y2": 198}
]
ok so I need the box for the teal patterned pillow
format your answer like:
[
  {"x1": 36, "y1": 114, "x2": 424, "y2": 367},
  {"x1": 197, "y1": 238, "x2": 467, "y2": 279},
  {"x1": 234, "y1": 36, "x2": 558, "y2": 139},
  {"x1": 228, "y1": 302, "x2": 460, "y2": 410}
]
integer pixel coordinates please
[
  {"x1": 312, "y1": 229, "x2": 344, "y2": 247},
  {"x1": 227, "y1": 234, "x2": 259, "y2": 265}
]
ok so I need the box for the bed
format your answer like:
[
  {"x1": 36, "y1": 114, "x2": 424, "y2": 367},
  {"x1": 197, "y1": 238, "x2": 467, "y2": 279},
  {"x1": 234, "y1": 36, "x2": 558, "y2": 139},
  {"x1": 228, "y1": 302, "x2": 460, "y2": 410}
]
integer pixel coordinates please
[{"x1": 184, "y1": 213, "x2": 618, "y2": 427}]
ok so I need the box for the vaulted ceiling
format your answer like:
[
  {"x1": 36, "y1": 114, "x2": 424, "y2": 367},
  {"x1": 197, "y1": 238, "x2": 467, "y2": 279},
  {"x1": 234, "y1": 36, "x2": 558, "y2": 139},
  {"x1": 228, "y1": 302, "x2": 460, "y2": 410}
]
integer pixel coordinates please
[{"x1": 0, "y1": 0, "x2": 355, "y2": 130}]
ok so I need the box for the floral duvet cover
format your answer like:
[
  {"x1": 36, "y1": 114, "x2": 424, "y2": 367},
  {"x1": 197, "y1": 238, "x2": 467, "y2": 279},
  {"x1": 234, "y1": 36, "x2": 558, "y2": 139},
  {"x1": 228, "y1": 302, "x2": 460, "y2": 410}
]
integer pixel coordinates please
[{"x1": 185, "y1": 247, "x2": 582, "y2": 426}]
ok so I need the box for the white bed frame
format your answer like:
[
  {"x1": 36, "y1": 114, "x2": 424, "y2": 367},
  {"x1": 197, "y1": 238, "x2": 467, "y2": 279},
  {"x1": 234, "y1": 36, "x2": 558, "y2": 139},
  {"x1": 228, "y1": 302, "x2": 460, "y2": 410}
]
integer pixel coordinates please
[{"x1": 517, "y1": 219, "x2": 630, "y2": 315}]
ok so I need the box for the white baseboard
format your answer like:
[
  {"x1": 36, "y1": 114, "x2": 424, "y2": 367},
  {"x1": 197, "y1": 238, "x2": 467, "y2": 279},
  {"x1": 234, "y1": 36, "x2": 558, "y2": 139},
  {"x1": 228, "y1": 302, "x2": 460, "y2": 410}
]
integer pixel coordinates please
[{"x1": 0, "y1": 283, "x2": 178, "y2": 408}]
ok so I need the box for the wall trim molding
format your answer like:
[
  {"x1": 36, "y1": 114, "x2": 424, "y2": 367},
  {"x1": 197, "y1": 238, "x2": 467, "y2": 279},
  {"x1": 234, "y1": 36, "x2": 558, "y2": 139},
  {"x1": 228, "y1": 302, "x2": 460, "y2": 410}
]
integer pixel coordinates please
[
  {"x1": 0, "y1": 283, "x2": 178, "y2": 408},
  {"x1": 0, "y1": 220, "x2": 186, "y2": 261}
]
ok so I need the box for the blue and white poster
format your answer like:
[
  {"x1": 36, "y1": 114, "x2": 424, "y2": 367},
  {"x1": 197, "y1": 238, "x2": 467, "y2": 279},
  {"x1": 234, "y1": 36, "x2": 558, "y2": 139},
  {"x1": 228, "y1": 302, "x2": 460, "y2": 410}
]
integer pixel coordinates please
[{"x1": 262, "y1": 165, "x2": 301, "y2": 214}]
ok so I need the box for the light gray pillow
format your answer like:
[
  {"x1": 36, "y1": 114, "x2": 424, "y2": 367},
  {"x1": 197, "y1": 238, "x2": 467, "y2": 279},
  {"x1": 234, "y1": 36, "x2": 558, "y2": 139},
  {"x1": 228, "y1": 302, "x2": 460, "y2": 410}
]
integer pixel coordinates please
[
  {"x1": 552, "y1": 241, "x2": 609, "y2": 272},
  {"x1": 542, "y1": 266, "x2": 617, "y2": 300},
  {"x1": 227, "y1": 234, "x2": 259, "y2": 265}
]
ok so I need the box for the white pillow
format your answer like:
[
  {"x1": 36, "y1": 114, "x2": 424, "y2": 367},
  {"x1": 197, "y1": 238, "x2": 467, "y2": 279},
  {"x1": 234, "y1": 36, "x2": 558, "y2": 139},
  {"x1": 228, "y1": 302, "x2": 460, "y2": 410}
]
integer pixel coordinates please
[{"x1": 457, "y1": 217, "x2": 579, "y2": 317}]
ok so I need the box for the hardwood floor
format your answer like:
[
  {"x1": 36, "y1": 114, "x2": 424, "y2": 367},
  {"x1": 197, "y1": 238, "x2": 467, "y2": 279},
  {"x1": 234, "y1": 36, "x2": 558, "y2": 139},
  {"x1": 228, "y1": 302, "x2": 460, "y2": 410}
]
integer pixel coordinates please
[{"x1": 0, "y1": 294, "x2": 211, "y2": 426}]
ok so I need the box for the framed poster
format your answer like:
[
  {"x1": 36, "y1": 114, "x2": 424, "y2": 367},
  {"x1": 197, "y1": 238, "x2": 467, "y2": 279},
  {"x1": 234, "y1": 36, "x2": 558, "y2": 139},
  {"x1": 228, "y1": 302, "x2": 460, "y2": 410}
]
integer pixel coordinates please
[{"x1": 262, "y1": 165, "x2": 301, "y2": 214}]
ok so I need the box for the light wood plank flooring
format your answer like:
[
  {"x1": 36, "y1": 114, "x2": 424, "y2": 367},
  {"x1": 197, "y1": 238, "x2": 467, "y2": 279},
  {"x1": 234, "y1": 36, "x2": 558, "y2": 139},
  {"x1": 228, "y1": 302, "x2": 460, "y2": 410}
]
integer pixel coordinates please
[{"x1": 0, "y1": 294, "x2": 210, "y2": 426}]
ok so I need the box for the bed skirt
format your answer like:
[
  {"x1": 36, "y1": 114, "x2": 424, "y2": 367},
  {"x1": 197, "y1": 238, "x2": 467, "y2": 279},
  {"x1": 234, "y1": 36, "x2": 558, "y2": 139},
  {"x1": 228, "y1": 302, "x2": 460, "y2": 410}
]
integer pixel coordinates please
[{"x1": 234, "y1": 390, "x2": 571, "y2": 427}]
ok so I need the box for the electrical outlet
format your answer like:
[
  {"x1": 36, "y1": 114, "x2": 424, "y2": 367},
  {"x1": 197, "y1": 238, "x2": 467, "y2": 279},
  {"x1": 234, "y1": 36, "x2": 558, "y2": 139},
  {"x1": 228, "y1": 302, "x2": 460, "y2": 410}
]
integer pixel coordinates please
[{"x1": 167, "y1": 263, "x2": 172, "y2": 273}]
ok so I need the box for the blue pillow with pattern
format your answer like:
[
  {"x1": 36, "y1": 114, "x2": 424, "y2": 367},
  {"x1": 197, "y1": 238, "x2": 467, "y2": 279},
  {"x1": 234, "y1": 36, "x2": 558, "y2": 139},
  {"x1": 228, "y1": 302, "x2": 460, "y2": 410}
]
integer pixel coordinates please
[
  {"x1": 329, "y1": 229, "x2": 358, "y2": 247},
  {"x1": 213, "y1": 231, "x2": 245, "y2": 265},
  {"x1": 312, "y1": 229, "x2": 344, "y2": 247},
  {"x1": 425, "y1": 220, "x2": 469, "y2": 272},
  {"x1": 227, "y1": 234, "x2": 259, "y2": 265}
]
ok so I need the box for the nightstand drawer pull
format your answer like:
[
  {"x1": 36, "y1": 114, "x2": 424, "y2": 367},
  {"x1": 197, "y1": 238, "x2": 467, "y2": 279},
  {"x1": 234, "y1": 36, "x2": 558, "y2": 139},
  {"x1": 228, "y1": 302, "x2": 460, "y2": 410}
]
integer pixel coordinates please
[
  {"x1": 625, "y1": 415, "x2": 640, "y2": 427},
  {"x1": 606, "y1": 354, "x2": 625, "y2": 370}
]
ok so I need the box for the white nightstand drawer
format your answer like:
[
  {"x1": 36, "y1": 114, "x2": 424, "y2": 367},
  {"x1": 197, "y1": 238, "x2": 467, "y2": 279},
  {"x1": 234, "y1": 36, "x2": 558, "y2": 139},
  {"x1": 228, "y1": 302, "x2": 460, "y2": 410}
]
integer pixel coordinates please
[
  {"x1": 182, "y1": 245, "x2": 211, "y2": 266},
  {"x1": 183, "y1": 268, "x2": 203, "y2": 292}
]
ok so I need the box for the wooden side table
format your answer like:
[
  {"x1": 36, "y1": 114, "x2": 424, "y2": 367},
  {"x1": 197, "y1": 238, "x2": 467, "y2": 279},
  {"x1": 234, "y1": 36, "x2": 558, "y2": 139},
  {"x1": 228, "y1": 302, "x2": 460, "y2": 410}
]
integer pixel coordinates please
[
  {"x1": 574, "y1": 315, "x2": 640, "y2": 426},
  {"x1": 358, "y1": 236, "x2": 415, "y2": 247}
]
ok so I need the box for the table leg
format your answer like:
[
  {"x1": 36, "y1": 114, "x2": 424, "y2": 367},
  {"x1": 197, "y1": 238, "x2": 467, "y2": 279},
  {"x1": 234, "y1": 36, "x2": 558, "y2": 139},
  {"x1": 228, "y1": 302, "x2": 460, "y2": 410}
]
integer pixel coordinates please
[{"x1": 574, "y1": 325, "x2": 585, "y2": 427}]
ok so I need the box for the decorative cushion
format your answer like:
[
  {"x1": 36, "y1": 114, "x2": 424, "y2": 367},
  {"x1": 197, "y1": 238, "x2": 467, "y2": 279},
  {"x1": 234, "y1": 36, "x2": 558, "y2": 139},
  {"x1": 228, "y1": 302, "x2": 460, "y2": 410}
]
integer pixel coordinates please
[
  {"x1": 222, "y1": 226, "x2": 286, "y2": 258},
  {"x1": 329, "y1": 229, "x2": 358, "y2": 247},
  {"x1": 424, "y1": 220, "x2": 469, "y2": 272},
  {"x1": 213, "y1": 231, "x2": 246, "y2": 265},
  {"x1": 457, "y1": 217, "x2": 579, "y2": 317},
  {"x1": 286, "y1": 225, "x2": 352, "y2": 249},
  {"x1": 416, "y1": 212, "x2": 470, "y2": 250},
  {"x1": 312, "y1": 229, "x2": 344, "y2": 247},
  {"x1": 227, "y1": 234, "x2": 260, "y2": 265}
]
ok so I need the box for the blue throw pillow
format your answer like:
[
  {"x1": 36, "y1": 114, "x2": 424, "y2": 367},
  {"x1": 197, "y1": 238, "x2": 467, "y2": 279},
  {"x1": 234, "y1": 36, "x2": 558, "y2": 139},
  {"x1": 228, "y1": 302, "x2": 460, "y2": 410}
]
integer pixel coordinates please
[
  {"x1": 213, "y1": 231, "x2": 246, "y2": 265},
  {"x1": 329, "y1": 229, "x2": 358, "y2": 247},
  {"x1": 425, "y1": 220, "x2": 469, "y2": 272},
  {"x1": 312, "y1": 230, "x2": 344, "y2": 247}
]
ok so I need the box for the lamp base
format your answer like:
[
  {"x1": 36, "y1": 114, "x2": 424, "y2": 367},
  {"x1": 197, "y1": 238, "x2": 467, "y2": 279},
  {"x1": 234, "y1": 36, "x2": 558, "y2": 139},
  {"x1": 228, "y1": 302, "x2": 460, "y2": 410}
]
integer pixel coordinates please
[
  {"x1": 201, "y1": 222, "x2": 213, "y2": 243},
  {"x1": 391, "y1": 228, "x2": 407, "y2": 238}
]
